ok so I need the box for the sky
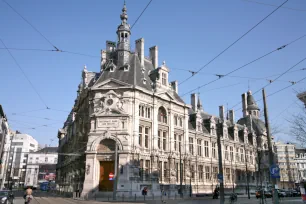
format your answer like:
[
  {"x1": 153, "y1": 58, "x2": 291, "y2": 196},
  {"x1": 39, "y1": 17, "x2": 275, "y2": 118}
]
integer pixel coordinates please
[{"x1": 0, "y1": 0, "x2": 305, "y2": 146}]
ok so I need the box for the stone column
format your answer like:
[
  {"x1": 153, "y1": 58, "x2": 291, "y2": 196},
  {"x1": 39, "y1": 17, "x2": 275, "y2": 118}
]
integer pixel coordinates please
[
  {"x1": 81, "y1": 152, "x2": 97, "y2": 197},
  {"x1": 184, "y1": 109, "x2": 189, "y2": 154},
  {"x1": 169, "y1": 106, "x2": 174, "y2": 152},
  {"x1": 133, "y1": 98, "x2": 140, "y2": 148}
]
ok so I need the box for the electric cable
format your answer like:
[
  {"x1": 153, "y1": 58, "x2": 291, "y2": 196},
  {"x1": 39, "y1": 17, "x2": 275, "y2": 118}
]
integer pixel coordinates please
[{"x1": 179, "y1": 0, "x2": 288, "y2": 86}]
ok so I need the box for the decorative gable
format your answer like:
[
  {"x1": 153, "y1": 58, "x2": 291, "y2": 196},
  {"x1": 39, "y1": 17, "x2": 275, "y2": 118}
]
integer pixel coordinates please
[{"x1": 91, "y1": 79, "x2": 131, "y2": 90}]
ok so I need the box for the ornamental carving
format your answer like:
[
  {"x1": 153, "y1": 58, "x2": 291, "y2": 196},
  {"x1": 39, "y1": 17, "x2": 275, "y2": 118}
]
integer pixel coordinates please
[{"x1": 93, "y1": 90, "x2": 126, "y2": 115}]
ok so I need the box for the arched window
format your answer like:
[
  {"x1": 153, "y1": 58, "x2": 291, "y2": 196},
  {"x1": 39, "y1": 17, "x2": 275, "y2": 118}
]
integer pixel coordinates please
[{"x1": 158, "y1": 107, "x2": 167, "y2": 123}]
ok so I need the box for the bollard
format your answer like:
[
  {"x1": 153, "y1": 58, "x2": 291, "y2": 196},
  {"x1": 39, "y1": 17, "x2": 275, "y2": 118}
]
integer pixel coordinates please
[
  {"x1": 108, "y1": 195, "x2": 109, "y2": 201},
  {"x1": 122, "y1": 194, "x2": 124, "y2": 202},
  {"x1": 168, "y1": 191, "x2": 170, "y2": 199},
  {"x1": 94, "y1": 193, "x2": 96, "y2": 200},
  {"x1": 144, "y1": 195, "x2": 146, "y2": 201},
  {"x1": 153, "y1": 193, "x2": 154, "y2": 200},
  {"x1": 175, "y1": 193, "x2": 176, "y2": 199},
  {"x1": 135, "y1": 194, "x2": 136, "y2": 201}
]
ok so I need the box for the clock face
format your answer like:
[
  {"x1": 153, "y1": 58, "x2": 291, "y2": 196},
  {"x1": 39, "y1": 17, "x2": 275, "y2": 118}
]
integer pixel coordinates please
[{"x1": 107, "y1": 99, "x2": 113, "y2": 106}]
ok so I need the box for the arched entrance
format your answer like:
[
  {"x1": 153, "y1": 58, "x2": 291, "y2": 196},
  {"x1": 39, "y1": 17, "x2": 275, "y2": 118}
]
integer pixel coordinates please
[{"x1": 98, "y1": 139, "x2": 116, "y2": 191}]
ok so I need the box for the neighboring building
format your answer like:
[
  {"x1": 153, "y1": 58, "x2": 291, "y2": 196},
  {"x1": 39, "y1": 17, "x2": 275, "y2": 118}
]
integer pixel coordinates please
[
  {"x1": 0, "y1": 105, "x2": 12, "y2": 189},
  {"x1": 275, "y1": 142, "x2": 298, "y2": 189},
  {"x1": 297, "y1": 91, "x2": 306, "y2": 108},
  {"x1": 24, "y1": 147, "x2": 58, "y2": 188},
  {"x1": 5, "y1": 133, "x2": 39, "y2": 188},
  {"x1": 56, "y1": 3, "x2": 271, "y2": 198},
  {"x1": 295, "y1": 148, "x2": 306, "y2": 184}
]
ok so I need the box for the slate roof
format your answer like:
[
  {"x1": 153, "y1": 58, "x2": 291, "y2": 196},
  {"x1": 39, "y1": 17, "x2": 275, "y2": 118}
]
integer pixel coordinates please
[
  {"x1": 247, "y1": 92, "x2": 259, "y2": 111},
  {"x1": 237, "y1": 115, "x2": 266, "y2": 135},
  {"x1": 92, "y1": 53, "x2": 184, "y2": 103}
]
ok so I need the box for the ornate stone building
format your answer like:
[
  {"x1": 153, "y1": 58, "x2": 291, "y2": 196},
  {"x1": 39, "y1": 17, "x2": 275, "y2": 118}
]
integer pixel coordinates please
[{"x1": 56, "y1": 3, "x2": 272, "y2": 197}]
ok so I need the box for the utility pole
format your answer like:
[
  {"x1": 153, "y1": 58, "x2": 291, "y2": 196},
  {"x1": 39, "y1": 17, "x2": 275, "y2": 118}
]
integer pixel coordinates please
[
  {"x1": 113, "y1": 142, "x2": 118, "y2": 200},
  {"x1": 262, "y1": 88, "x2": 279, "y2": 204},
  {"x1": 217, "y1": 121, "x2": 225, "y2": 204}
]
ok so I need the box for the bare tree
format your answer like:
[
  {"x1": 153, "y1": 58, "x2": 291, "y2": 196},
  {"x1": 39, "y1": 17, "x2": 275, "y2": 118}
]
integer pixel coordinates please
[{"x1": 289, "y1": 108, "x2": 306, "y2": 147}]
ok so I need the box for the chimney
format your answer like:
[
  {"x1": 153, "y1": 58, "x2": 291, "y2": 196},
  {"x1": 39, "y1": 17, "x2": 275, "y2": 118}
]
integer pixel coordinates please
[
  {"x1": 229, "y1": 110, "x2": 235, "y2": 124},
  {"x1": 149, "y1": 46, "x2": 158, "y2": 69},
  {"x1": 135, "y1": 38, "x2": 144, "y2": 68},
  {"x1": 101, "y1": 50, "x2": 107, "y2": 69},
  {"x1": 242, "y1": 93, "x2": 248, "y2": 117},
  {"x1": 191, "y1": 93, "x2": 198, "y2": 112},
  {"x1": 170, "y1": 81, "x2": 178, "y2": 93},
  {"x1": 219, "y1": 105, "x2": 225, "y2": 121}
]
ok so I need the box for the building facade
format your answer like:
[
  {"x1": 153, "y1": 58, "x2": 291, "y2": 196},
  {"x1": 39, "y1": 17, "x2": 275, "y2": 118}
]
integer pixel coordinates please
[
  {"x1": 275, "y1": 142, "x2": 298, "y2": 189},
  {"x1": 56, "y1": 3, "x2": 271, "y2": 198},
  {"x1": 24, "y1": 147, "x2": 58, "y2": 188},
  {"x1": 5, "y1": 133, "x2": 39, "y2": 188},
  {"x1": 295, "y1": 148, "x2": 306, "y2": 184},
  {"x1": 0, "y1": 105, "x2": 12, "y2": 189}
]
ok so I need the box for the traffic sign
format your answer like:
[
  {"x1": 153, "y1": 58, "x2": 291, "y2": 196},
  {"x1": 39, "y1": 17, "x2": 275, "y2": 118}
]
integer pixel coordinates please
[
  {"x1": 270, "y1": 164, "x2": 280, "y2": 179},
  {"x1": 217, "y1": 174, "x2": 223, "y2": 183},
  {"x1": 109, "y1": 173, "x2": 114, "y2": 180}
]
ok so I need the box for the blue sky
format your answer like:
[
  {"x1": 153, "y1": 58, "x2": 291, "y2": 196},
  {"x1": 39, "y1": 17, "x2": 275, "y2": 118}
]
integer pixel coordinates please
[{"x1": 0, "y1": 0, "x2": 305, "y2": 146}]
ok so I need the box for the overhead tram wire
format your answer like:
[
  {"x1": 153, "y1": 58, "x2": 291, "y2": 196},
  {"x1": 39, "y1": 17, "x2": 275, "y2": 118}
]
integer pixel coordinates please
[
  {"x1": 1, "y1": 0, "x2": 59, "y2": 51},
  {"x1": 234, "y1": 76, "x2": 306, "y2": 112},
  {"x1": 178, "y1": 0, "x2": 289, "y2": 86},
  {"x1": 173, "y1": 68, "x2": 301, "y2": 84},
  {"x1": 180, "y1": 34, "x2": 306, "y2": 97},
  {"x1": 270, "y1": 99, "x2": 300, "y2": 122},
  {"x1": 241, "y1": 0, "x2": 306, "y2": 12},
  {"x1": 230, "y1": 55, "x2": 306, "y2": 110},
  {"x1": 130, "y1": 0, "x2": 153, "y2": 29},
  {"x1": 0, "y1": 39, "x2": 49, "y2": 109}
]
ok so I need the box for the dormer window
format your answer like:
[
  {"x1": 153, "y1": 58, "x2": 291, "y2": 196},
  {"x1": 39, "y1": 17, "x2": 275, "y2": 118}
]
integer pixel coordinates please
[
  {"x1": 162, "y1": 73, "x2": 167, "y2": 86},
  {"x1": 143, "y1": 78, "x2": 147, "y2": 84},
  {"x1": 110, "y1": 66, "x2": 114, "y2": 72}
]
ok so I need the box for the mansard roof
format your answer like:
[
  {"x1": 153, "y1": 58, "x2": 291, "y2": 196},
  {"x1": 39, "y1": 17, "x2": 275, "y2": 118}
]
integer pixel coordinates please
[
  {"x1": 92, "y1": 53, "x2": 184, "y2": 103},
  {"x1": 237, "y1": 115, "x2": 266, "y2": 135}
]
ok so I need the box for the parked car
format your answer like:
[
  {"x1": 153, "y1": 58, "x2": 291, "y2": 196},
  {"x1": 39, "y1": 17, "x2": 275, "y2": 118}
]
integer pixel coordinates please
[
  {"x1": 0, "y1": 190, "x2": 14, "y2": 204},
  {"x1": 278, "y1": 190, "x2": 286, "y2": 197},
  {"x1": 255, "y1": 190, "x2": 272, "y2": 199}
]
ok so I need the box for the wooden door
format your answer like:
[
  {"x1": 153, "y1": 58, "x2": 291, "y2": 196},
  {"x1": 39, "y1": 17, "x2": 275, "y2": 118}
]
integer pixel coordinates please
[{"x1": 99, "y1": 161, "x2": 114, "y2": 191}]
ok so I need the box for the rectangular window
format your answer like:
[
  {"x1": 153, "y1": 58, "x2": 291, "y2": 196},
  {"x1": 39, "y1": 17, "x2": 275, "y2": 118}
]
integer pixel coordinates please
[
  {"x1": 145, "y1": 160, "x2": 150, "y2": 180},
  {"x1": 212, "y1": 142, "x2": 217, "y2": 159},
  {"x1": 158, "y1": 130, "x2": 161, "y2": 149},
  {"x1": 158, "y1": 161, "x2": 162, "y2": 181},
  {"x1": 145, "y1": 127, "x2": 149, "y2": 148},
  {"x1": 162, "y1": 73, "x2": 167, "y2": 85},
  {"x1": 164, "y1": 162, "x2": 168, "y2": 179},
  {"x1": 179, "y1": 135, "x2": 182, "y2": 152},
  {"x1": 174, "y1": 115, "x2": 178, "y2": 126},
  {"x1": 236, "y1": 147, "x2": 240, "y2": 161},
  {"x1": 139, "y1": 126, "x2": 143, "y2": 146},
  {"x1": 197, "y1": 139, "x2": 202, "y2": 156},
  {"x1": 198, "y1": 165, "x2": 203, "y2": 181},
  {"x1": 179, "y1": 118, "x2": 183, "y2": 127},
  {"x1": 245, "y1": 150, "x2": 249, "y2": 162},
  {"x1": 163, "y1": 131, "x2": 167, "y2": 151},
  {"x1": 226, "y1": 168, "x2": 231, "y2": 182},
  {"x1": 191, "y1": 165, "x2": 195, "y2": 180},
  {"x1": 174, "y1": 134, "x2": 177, "y2": 151},
  {"x1": 204, "y1": 141, "x2": 209, "y2": 157},
  {"x1": 225, "y1": 146, "x2": 229, "y2": 160},
  {"x1": 240, "y1": 149, "x2": 244, "y2": 162},
  {"x1": 230, "y1": 146, "x2": 234, "y2": 160},
  {"x1": 140, "y1": 159, "x2": 144, "y2": 180},
  {"x1": 205, "y1": 166, "x2": 210, "y2": 181},
  {"x1": 189, "y1": 138, "x2": 194, "y2": 155},
  {"x1": 213, "y1": 167, "x2": 218, "y2": 181}
]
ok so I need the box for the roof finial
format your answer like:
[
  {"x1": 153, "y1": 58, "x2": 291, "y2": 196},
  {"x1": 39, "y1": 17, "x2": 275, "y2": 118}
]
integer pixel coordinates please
[
  {"x1": 120, "y1": 0, "x2": 128, "y2": 22},
  {"x1": 83, "y1": 64, "x2": 87, "y2": 71}
]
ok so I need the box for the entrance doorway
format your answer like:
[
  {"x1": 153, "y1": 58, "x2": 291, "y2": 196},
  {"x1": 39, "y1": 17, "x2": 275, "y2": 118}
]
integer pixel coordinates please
[{"x1": 99, "y1": 161, "x2": 114, "y2": 191}]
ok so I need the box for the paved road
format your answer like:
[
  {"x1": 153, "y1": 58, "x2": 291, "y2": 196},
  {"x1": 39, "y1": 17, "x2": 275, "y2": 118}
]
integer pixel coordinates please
[{"x1": 13, "y1": 196, "x2": 303, "y2": 204}]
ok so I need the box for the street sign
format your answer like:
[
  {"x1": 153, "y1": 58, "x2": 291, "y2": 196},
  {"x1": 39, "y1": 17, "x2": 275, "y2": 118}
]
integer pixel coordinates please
[
  {"x1": 270, "y1": 164, "x2": 280, "y2": 179},
  {"x1": 109, "y1": 173, "x2": 114, "y2": 180},
  {"x1": 217, "y1": 174, "x2": 223, "y2": 183}
]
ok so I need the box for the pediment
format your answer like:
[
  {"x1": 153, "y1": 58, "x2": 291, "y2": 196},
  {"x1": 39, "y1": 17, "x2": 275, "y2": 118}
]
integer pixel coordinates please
[
  {"x1": 155, "y1": 91, "x2": 175, "y2": 101},
  {"x1": 92, "y1": 79, "x2": 131, "y2": 90}
]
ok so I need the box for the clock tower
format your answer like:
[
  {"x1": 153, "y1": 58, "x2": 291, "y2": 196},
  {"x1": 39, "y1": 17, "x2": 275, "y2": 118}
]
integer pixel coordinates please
[{"x1": 116, "y1": 2, "x2": 131, "y2": 67}]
